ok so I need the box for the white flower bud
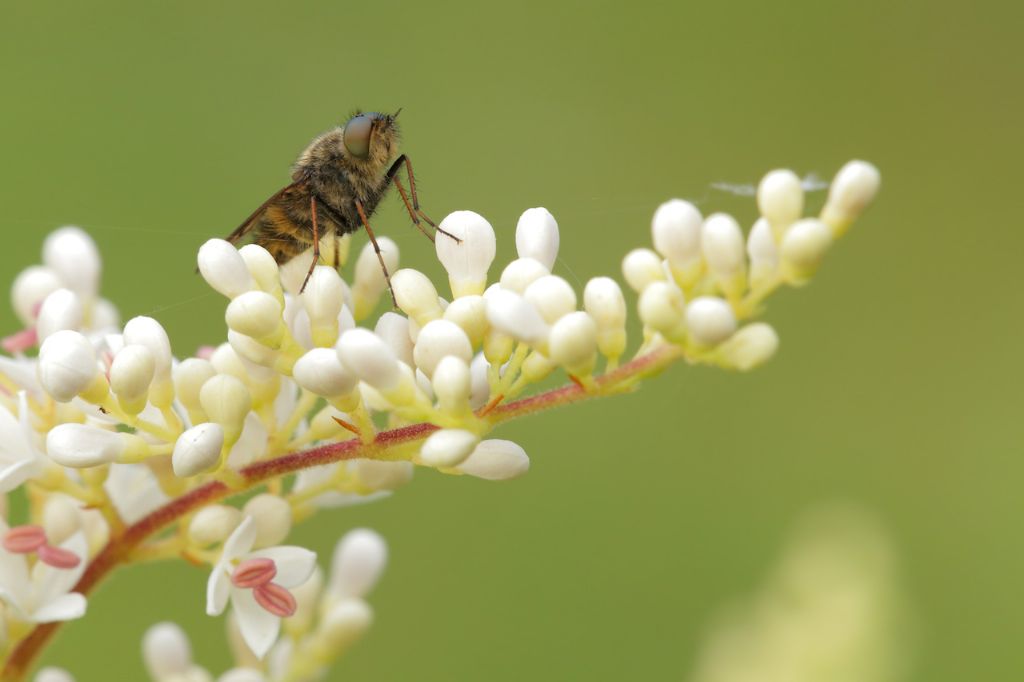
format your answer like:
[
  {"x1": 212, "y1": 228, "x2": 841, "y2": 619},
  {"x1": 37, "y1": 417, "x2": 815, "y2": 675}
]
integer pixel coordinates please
[
  {"x1": 198, "y1": 239, "x2": 255, "y2": 299},
  {"x1": 225, "y1": 413, "x2": 268, "y2": 469},
  {"x1": 352, "y1": 237, "x2": 399, "y2": 320},
  {"x1": 652, "y1": 199, "x2": 703, "y2": 284},
  {"x1": 199, "y1": 375, "x2": 252, "y2": 443},
  {"x1": 515, "y1": 207, "x2": 560, "y2": 270},
  {"x1": 390, "y1": 268, "x2": 443, "y2": 326},
  {"x1": 483, "y1": 328, "x2": 515, "y2": 366},
  {"x1": 469, "y1": 353, "x2": 490, "y2": 409},
  {"x1": 218, "y1": 666, "x2": 260, "y2": 682},
  {"x1": 46, "y1": 424, "x2": 147, "y2": 467},
  {"x1": 583, "y1": 277, "x2": 627, "y2": 360},
  {"x1": 91, "y1": 298, "x2": 121, "y2": 331},
  {"x1": 293, "y1": 347, "x2": 357, "y2": 398},
  {"x1": 173, "y1": 358, "x2": 216, "y2": 415},
  {"x1": 717, "y1": 323, "x2": 779, "y2": 371},
  {"x1": 413, "y1": 319, "x2": 473, "y2": 378},
  {"x1": 242, "y1": 494, "x2": 292, "y2": 548},
  {"x1": 226, "y1": 330, "x2": 279, "y2": 370},
  {"x1": 442, "y1": 295, "x2": 487, "y2": 347},
  {"x1": 436, "y1": 211, "x2": 496, "y2": 297},
  {"x1": 172, "y1": 423, "x2": 225, "y2": 477},
  {"x1": 287, "y1": 567, "x2": 324, "y2": 637},
  {"x1": 685, "y1": 296, "x2": 737, "y2": 347},
  {"x1": 702, "y1": 213, "x2": 747, "y2": 298},
  {"x1": 485, "y1": 289, "x2": 549, "y2": 346},
  {"x1": 746, "y1": 218, "x2": 779, "y2": 290},
  {"x1": 238, "y1": 244, "x2": 281, "y2": 294},
  {"x1": 336, "y1": 329, "x2": 401, "y2": 391},
  {"x1": 34, "y1": 668, "x2": 75, "y2": 682},
  {"x1": 349, "y1": 459, "x2": 413, "y2": 491},
  {"x1": 330, "y1": 528, "x2": 387, "y2": 599},
  {"x1": 36, "y1": 289, "x2": 83, "y2": 342},
  {"x1": 225, "y1": 291, "x2": 282, "y2": 341},
  {"x1": 820, "y1": 160, "x2": 880, "y2": 235},
  {"x1": 11, "y1": 266, "x2": 62, "y2": 326},
  {"x1": 432, "y1": 356, "x2": 471, "y2": 413},
  {"x1": 523, "y1": 275, "x2": 577, "y2": 325},
  {"x1": 300, "y1": 266, "x2": 344, "y2": 346},
  {"x1": 420, "y1": 428, "x2": 479, "y2": 468},
  {"x1": 143, "y1": 621, "x2": 194, "y2": 679},
  {"x1": 188, "y1": 505, "x2": 242, "y2": 546},
  {"x1": 42, "y1": 496, "x2": 82, "y2": 545},
  {"x1": 621, "y1": 248, "x2": 666, "y2": 293},
  {"x1": 37, "y1": 330, "x2": 100, "y2": 402},
  {"x1": 122, "y1": 316, "x2": 172, "y2": 378},
  {"x1": 521, "y1": 350, "x2": 556, "y2": 383},
  {"x1": 548, "y1": 311, "x2": 598, "y2": 376},
  {"x1": 109, "y1": 344, "x2": 155, "y2": 412},
  {"x1": 780, "y1": 218, "x2": 833, "y2": 284},
  {"x1": 373, "y1": 312, "x2": 414, "y2": 367},
  {"x1": 42, "y1": 226, "x2": 101, "y2": 298},
  {"x1": 638, "y1": 281, "x2": 686, "y2": 341},
  {"x1": 289, "y1": 306, "x2": 314, "y2": 351},
  {"x1": 457, "y1": 439, "x2": 530, "y2": 481},
  {"x1": 320, "y1": 599, "x2": 373, "y2": 649},
  {"x1": 338, "y1": 302, "x2": 355, "y2": 333},
  {"x1": 757, "y1": 169, "x2": 804, "y2": 238},
  {"x1": 499, "y1": 258, "x2": 549, "y2": 293}
]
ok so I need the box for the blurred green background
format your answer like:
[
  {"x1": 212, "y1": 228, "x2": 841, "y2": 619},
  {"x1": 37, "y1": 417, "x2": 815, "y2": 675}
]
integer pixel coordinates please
[{"x1": 1, "y1": 1, "x2": 1021, "y2": 679}]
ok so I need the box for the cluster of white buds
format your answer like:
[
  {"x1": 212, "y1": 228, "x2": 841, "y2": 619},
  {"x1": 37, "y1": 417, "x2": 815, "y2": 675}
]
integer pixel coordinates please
[
  {"x1": 633, "y1": 160, "x2": 879, "y2": 368},
  {"x1": 135, "y1": 528, "x2": 386, "y2": 682},
  {"x1": 0, "y1": 158, "x2": 878, "y2": 680}
]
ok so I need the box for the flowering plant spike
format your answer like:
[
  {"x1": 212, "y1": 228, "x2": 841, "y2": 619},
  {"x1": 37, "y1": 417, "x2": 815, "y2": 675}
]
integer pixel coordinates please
[{"x1": 0, "y1": 161, "x2": 879, "y2": 680}]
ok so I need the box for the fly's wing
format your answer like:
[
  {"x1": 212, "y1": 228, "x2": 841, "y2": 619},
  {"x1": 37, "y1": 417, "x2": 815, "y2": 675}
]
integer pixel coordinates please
[{"x1": 224, "y1": 181, "x2": 306, "y2": 245}]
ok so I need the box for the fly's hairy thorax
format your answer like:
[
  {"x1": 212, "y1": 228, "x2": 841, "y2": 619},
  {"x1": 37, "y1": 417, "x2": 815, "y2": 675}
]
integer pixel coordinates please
[{"x1": 253, "y1": 127, "x2": 396, "y2": 264}]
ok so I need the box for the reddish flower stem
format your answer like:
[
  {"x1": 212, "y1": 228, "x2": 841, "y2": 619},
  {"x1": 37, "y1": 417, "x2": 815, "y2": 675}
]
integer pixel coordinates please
[{"x1": 1, "y1": 345, "x2": 680, "y2": 680}]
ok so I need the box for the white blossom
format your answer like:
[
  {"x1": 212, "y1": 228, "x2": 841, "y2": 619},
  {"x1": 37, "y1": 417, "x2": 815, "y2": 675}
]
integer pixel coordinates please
[
  {"x1": 515, "y1": 207, "x2": 560, "y2": 270},
  {"x1": 436, "y1": 210, "x2": 497, "y2": 297},
  {"x1": 206, "y1": 517, "x2": 317, "y2": 659},
  {"x1": 456, "y1": 440, "x2": 530, "y2": 481},
  {"x1": 0, "y1": 523, "x2": 88, "y2": 623}
]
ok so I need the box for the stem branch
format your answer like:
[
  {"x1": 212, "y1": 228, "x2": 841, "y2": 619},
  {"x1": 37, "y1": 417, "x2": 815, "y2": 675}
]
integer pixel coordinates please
[{"x1": 1, "y1": 344, "x2": 681, "y2": 680}]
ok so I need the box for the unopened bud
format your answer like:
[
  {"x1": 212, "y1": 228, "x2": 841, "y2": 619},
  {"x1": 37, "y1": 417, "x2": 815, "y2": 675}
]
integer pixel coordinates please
[
  {"x1": 515, "y1": 207, "x2": 560, "y2": 270},
  {"x1": 437, "y1": 211, "x2": 497, "y2": 297},
  {"x1": 172, "y1": 423, "x2": 225, "y2": 477}
]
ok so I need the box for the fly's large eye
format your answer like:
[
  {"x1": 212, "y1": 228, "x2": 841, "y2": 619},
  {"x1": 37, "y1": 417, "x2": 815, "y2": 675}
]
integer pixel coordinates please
[{"x1": 343, "y1": 115, "x2": 373, "y2": 158}]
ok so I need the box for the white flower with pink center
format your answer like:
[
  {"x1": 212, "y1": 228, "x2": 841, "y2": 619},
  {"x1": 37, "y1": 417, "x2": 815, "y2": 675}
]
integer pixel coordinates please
[
  {"x1": 206, "y1": 516, "x2": 316, "y2": 659},
  {"x1": 0, "y1": 522, "x2": 87, "y2": 623}
]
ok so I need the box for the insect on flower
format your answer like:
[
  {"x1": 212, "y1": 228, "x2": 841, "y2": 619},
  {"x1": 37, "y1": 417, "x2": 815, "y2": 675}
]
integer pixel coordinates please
[{"x1": 223, "y1": 110, "x2": 459, "y2": 301}]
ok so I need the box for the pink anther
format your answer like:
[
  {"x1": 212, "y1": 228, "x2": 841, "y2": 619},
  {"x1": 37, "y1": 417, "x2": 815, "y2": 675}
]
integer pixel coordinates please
[
  {"x1": 252, "y1": 582, "x2": 297, "y2": 618},
  {"x1": 231, "y1": 557, "x2": 277, "y2": 589},
  {"x1": 1, "y1": 328, "x2": 38, "y2": 354},
  {"x1": 37, "y1": 544, "x2": 82, "y2": 570},
  {"x1": 2, "y1": 525, "x2": 47, "y2": 554}
]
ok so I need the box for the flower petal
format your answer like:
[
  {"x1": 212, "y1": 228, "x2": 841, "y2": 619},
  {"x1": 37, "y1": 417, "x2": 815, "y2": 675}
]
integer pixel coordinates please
[
  {"x1": 31, "y1": 532, "x2": 87, "y2": 604},
  {"x1": 207, "y1": 565, "x2": 231, "y2": 616},
  {"x1": 104, "y1": 463, "x2": 169, "y2": 524},
  {"x1": 0, "y1": 399, "x2": 30, "y2": 466},
  {"x1": 0, "y1": 357, "x2": 41, "y2": 397},
  {"x1": 222, "y1": 516, "x2": 257, "y2": 562},
  {"x1": 0, "y1": 588, "x2": 30, "y2": 621},
  {"x1": 246, "y1": 547, "x2": 316, "y2": 589},
  {"x1": 30, "y1": 592, "x2": 86, "y2": 623},
  {"x1": 0, "y1": 522, "x2": 31, "y2": 605},
  {"x1": 0, "y1": 458, "x2": 40, "y2": 494},
  {"x1": 232, "y1": 587, "x2": 281, "y2": 659}
]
